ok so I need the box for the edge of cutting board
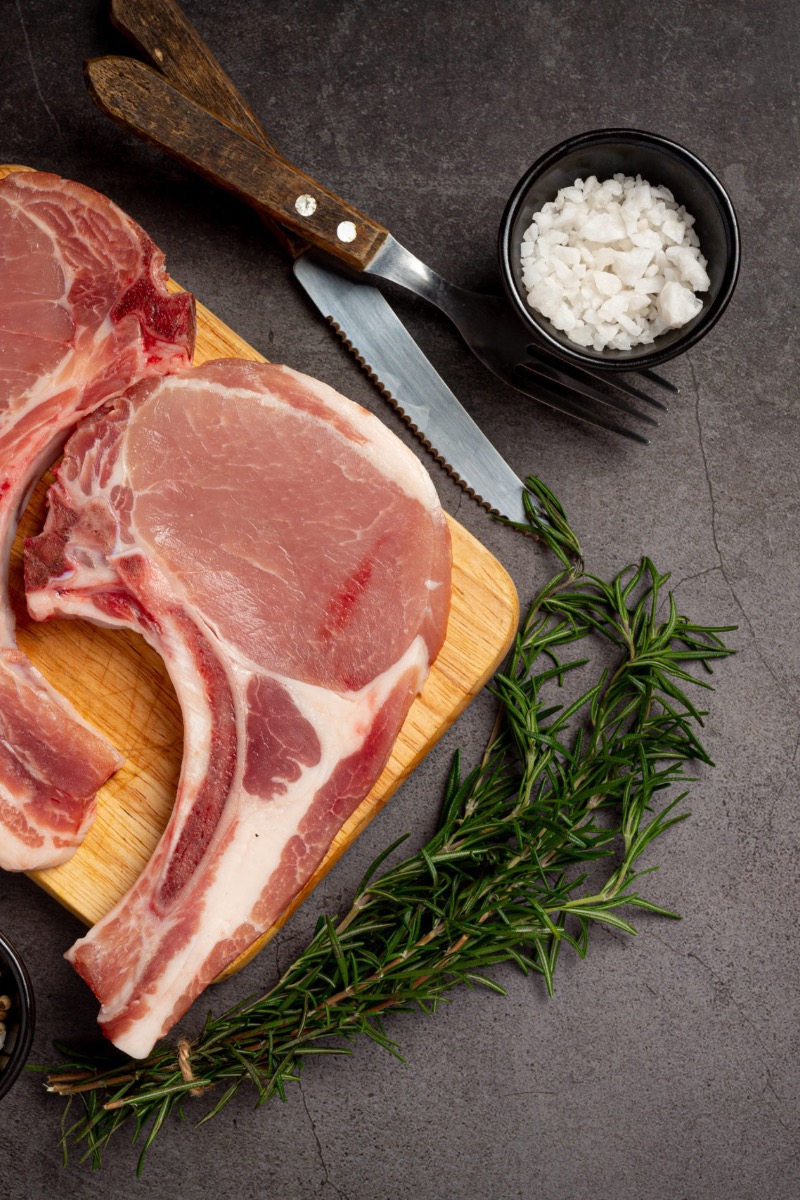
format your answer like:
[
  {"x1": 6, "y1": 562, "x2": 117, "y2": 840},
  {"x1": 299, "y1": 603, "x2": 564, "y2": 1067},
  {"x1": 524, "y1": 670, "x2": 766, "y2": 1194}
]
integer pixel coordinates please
[{"x1": 4, "y1": 165, "x2": 520, "y2": 982}]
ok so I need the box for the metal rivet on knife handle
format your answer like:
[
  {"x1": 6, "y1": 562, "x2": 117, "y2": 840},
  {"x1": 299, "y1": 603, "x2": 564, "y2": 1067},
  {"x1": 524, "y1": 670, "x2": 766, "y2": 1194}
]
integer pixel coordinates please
[
  {"x1": 295, "y1": 194, "x2": 317, "y2": 217},
  {"x1": 337, "y1": 221, "x2": 357, "y2": 244}
]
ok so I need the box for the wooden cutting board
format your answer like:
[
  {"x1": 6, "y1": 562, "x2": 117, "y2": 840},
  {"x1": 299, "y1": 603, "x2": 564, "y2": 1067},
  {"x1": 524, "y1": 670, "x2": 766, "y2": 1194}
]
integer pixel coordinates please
[{"x1": 4, "y1": 164, "x2": 519, "y2": 980}]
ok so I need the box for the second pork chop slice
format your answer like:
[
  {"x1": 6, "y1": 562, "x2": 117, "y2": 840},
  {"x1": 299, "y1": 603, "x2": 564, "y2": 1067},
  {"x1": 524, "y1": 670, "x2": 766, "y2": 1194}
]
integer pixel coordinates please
[{"x1": 26, "y1": 359, "x2": 452, "y2": 1058}]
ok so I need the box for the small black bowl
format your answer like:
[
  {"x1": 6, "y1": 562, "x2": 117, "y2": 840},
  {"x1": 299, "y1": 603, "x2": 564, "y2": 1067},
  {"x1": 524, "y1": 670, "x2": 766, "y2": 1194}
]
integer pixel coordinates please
[
  {"x1": 0, "y1": 932, "x2": 35, "y2": 1102},
  {"x1": 499, "y1": 128, "x2": 740, "y2": 370}
]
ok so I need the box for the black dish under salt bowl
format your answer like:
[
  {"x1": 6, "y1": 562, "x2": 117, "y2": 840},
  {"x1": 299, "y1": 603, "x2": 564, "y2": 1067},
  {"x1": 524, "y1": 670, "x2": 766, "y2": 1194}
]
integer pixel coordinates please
[{"x1": 498, "y1": 127, "x2": 740, "y2": 371}]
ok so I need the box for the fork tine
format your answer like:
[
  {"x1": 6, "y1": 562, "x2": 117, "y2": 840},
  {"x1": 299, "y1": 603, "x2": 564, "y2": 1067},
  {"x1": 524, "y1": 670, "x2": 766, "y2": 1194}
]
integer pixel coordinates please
[
  {"x1": 532, "y1": 349, "x2": 668, "y2": 412},
  {"x1": 605, "y1": 376, "x2": 668, "y2": 409},
  {"x1": 511, "y1": 368, "x2": 650, "y2": 445},
  {"x1": 637, "y1": 367, "x2": 680, "y2": 393},
  {"x1": 517, "y1": 361, "x2": 658, "y2": 427}
]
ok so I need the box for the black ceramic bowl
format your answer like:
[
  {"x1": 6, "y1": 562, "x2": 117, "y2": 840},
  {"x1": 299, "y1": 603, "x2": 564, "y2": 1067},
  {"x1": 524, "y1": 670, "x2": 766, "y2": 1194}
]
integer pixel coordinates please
[
  {"x1": 0, "y1": 932, "x2": 35, "y2": 1102},
  {"x1": 499, "y1": 128, "x2": 740, "y2": 370}
]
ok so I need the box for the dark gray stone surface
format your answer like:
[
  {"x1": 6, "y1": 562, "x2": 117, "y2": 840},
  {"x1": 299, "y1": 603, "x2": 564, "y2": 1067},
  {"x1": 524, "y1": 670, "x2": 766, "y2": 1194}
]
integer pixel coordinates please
[{"x1": 1, "y1": 0, "x2": 798, "y2": 1194}]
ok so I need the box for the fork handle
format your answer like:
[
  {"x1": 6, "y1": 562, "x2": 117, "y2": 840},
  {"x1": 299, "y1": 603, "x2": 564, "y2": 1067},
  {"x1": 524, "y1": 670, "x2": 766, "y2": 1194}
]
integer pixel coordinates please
[
  {"x1": 108, "y1": 0, "x2": 305, "y2": 257},
  {"x1": 109, "y1": 0, "x2": 267, "y2": 143},
  {"x1": 85, "y1": 56, "x2": 388, "y2": 271}
]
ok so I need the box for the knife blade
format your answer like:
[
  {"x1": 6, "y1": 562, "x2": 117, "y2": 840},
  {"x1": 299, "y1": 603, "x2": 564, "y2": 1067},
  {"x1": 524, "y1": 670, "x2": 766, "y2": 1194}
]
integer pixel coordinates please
[
  {"x1": 294, "y1": 255, "x2": 527, "y2": 522},
  {"x1": 85, "y1": 50, "x2": 532, "y2": 521}
]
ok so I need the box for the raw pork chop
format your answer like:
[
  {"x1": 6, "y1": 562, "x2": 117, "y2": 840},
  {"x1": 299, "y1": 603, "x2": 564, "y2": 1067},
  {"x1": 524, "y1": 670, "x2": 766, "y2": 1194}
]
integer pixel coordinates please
[
  {"x1": 0, "y1": 170, "x2": 194, "y2": 871},
  {"x1": 26, "y1": 360, "x2": 452, "y2": 1058}
]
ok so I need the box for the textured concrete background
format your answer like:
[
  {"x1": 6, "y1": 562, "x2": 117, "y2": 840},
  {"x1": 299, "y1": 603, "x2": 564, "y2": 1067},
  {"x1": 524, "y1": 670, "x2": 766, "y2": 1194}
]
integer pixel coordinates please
[{"x1": 1, "y1": 0, "x2": 798, "y2": 1195}]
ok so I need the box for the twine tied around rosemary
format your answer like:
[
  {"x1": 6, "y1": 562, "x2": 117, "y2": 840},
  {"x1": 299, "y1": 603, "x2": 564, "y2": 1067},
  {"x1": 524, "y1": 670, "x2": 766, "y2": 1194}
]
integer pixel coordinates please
[
  {"x1": 46, "y1": 1037, "x2": 212, "y2": 1108},
  {"x1": 176, "y1": 1038, "x2": 209, "y2": 1098}
]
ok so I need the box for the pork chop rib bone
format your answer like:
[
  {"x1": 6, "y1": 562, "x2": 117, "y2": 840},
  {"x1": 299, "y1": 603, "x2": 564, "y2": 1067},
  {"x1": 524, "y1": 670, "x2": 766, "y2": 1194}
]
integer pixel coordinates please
[{"x1": 25, "y1": 359, "x2": 452, "y2": 1058}]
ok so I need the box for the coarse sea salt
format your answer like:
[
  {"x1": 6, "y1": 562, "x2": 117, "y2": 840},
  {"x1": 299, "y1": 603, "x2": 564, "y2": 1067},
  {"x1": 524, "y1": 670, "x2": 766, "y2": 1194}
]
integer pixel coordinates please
[{"x1": 519, "y1": 174, "x2": 710, "y2": 351}]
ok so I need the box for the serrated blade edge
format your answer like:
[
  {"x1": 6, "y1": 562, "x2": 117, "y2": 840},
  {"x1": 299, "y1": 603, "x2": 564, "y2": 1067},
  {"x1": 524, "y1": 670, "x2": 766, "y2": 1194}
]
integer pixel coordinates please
[{"x1": 293, "y1": 255, "x2": 527, "y2": 524}]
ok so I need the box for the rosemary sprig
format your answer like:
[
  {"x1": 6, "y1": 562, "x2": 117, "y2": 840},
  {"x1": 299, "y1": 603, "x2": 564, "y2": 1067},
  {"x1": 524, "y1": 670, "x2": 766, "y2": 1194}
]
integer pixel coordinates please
[{"x1": 45, "y1": 477, "x2": 734, "y2": 1172}]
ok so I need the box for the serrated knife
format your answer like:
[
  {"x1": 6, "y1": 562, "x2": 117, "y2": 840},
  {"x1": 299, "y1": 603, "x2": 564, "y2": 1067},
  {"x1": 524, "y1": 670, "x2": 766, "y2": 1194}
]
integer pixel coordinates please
[{"x1": 84, "y1": 19, "x2": 529, "y2": 523}]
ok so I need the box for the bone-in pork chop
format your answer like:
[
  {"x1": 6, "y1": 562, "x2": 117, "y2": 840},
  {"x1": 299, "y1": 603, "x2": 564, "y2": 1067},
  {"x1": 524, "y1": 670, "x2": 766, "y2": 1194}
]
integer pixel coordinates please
[
  {"x1": 26, "y1": 359, "x2": 452, "y2": 1057},
  {"x1": 0, "y1": 170, "x2": 194, "y2": 871}
]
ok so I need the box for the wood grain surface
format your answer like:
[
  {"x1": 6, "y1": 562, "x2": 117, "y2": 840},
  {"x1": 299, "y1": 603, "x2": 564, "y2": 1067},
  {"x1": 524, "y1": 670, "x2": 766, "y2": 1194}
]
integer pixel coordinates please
[
  {"x1": 85, "y1": 56, "x2": 389, "y2": 270},
  {"x1": 3, "y1": 164, "x2": 519, "y2": 980}
]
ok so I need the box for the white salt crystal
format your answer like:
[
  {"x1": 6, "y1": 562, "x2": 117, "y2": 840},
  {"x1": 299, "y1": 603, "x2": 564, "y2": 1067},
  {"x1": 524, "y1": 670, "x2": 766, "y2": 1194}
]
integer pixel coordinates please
[
  {"x1": 656, "y1": 281, "x2": 703, "y2": 326},
  {"x1": 622, "y1": 211, "x2": 641, "y2": 237},
  {"x1": 568, "y1": 324, "x2": 595, "y2": 346},
  {"x1": 665, "y1": 245, "x2": 711, "y2": 291},
  {"x1": 551, "y1": 245, "x2": 581, "y2": 266},
  {"x1": 634, "y1": 276, "x2": 662, "y2": 294},
  {"x1": 617, "y1": 313, "x2": 643, "y2": 337},
  {"x1": 592, "y1": 248, "x2": 616, "y2": 270},
  {"x1": 596, "y1": 321, "x2": 617, "y2": 339},
  {"x1": 537, "y1": 229, "x2": 568, "y2": 248},
  {"x1": 551, "y1": 258, "x2": 577, "y2": 287},
  {"x1": 630, "y1": 182, "x2": 652, "y2": 210},
  {"x1": 593, "y1": 270, "x2": 622, "y2": 297},
  {"x1": 579, "y1": 207, "x2": 627, "y2": 243},
  {"x1": 554, "y1": 202, "x2": 582, "y2": 227},
  {"x1": 630, "y1": 229, "x2": 664, "y2": 251},
  {"x1": 551, "y1": 302, "x2": 577, "y2": 332},
  {"x1": 528, "y1": 276, "x2": 562, "y2": 313},
  {"x1": 611, "y1": 248, "x2": 654, "y2": 286},
  {"x1": 598, "y1": 294, "x2": 629, "y2": 321},
  {"x1": 626, "y1": 293, "x2": 652, "y2": 313},
  {"x1": 661, "y1": 217, "x2": 685, "y2": 244}
]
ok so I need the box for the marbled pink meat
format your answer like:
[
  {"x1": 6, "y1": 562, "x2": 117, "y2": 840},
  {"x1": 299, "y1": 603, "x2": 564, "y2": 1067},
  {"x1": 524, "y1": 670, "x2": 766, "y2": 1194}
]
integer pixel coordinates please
[
  {"x1": 26, "y1": 359, "x2": 452, "y2": 1057},
  {"x1": 0, "y1": 170, "x2": 195, "y2": 870}
]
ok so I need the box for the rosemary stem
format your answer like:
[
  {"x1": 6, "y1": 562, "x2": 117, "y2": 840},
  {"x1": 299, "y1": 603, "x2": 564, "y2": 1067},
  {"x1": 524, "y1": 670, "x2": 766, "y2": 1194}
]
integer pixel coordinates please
[{"x1": 42, "y1": 478, "x2": 735, "y2": 1167}]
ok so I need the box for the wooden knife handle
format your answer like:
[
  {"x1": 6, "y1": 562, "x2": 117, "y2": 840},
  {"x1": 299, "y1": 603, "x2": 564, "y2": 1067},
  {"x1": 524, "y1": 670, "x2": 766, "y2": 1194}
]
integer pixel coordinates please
[
  {"x1": 108, "y1": 0, "x2": 305, "y2": 257},
  {"x1": 109, "y1": 0, "x2": 267, "y2": 146},
  {"x1": 86, "y1": 56, "x2": 388, "y2": 271}
]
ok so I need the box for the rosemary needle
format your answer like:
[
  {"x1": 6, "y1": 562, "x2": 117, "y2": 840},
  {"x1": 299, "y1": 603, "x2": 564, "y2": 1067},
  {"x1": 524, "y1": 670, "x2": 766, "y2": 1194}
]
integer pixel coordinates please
[{"x1": 44, "y1": 476, "x2": 735, "y2": 1173}]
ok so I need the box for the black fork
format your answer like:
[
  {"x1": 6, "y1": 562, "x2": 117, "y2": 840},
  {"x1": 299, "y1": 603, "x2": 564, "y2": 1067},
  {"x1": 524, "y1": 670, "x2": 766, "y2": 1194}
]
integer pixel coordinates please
[{"x1": 364, "y1": 235, "x2": 670, "y2": 445}]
